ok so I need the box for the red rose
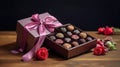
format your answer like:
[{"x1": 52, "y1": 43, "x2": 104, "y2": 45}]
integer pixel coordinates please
[
  {"x1": 36, "y1": 47, "x2": 48, "y2": 60},
  {"x1": 98, "y1": 27, "x2": 105, "y2": 34},
  {"x1": 94, "y1": 44, "x2": 106, "y2": 55},
  {"x1": 104, "y1": 26, "x2": 113, "y2": 35}
]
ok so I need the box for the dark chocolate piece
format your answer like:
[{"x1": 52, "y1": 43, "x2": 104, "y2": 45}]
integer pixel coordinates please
[
  {"x1": 86, "y1": 37, "x2": 93, "y2": 41},
  {"x1": 79, "y1": 39, "x2": 86, "y2": 44}
]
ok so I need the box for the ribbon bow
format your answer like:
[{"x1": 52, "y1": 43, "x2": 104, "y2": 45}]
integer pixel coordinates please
[
  {"x1": 25, "y1": 14, "x2": 60, "y2": 35},
  {"x1": 12, "y1": 14, "x2": 62, "y2": 61}
]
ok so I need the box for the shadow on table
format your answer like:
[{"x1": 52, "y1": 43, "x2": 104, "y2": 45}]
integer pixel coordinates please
[
  {"x1": 0, "y1": 42, "x2": 20, "y2": 55},
  {"x1": 0, "y1": 42, "x2": 92, "y2": 64},
  {"x1": 0, "y1": 42, "x2": 23, "y2": 64},
  {"x1": 48, "y1": 49, "x2": 92, "y2": 61}
]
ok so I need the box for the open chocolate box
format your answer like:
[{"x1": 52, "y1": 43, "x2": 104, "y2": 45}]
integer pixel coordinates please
[{"x1": 44, "y1": 24, "x2": 97, "y2": 59}]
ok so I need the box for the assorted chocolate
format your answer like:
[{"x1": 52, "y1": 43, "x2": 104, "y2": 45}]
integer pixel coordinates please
[
  {"x1": 46, "y1": 24, "x2": 97, "y2": 58},
  {"x1": 67, "y1": 25, "x2": 75, "y2": 31},
  {"x1": 73, "y1": 30, "x2": 80, "y2": 34},
  {"x1": 48, "y1": 24, "x2": 95, "y2": 49},
  {"x1": 71, "y1": 35, "x2": 79, "y2": 40},
  {"x1": 56, "y1": 33, "x2": 64, "y2": 38},
  {"x1": 67, "y1": 31, "x2": 72, "y2": 36},
  {"x1": 72, "y1": 41, "x2": 79, "y2": 46},
  {"x1": 79, "y1": 32, "x2": 87, "y2": 38},
  {"x1": 86, "y1": 37, "x2": 93, "y2": 41},
  {"x1": 63, "y1": 43, "x2": 72, "y2": 49},
  {"x1": 64, "y1": 38, "x2": 71, "y2": 42},
  {"x1": 55, "y1": 39, "x2": 64, "y2": 44},
  {"x1": 49, "y1": 36, "x2": 56, "y2": 41},
  {"x1": 60, "y1": 27, "x2": 67, "y2": 32}
]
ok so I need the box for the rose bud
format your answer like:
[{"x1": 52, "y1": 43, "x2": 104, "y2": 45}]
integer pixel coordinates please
[
  {"x1": 35, "y1": 47, "x2": 48, "y2": 60},
  {"x1": 105, "y1": 41, "x2": 116, "y2": 51},
  {"x1": 98, "y1": 27, "x2": 105, "y2": 34},
  {"x1": 98, "y1": 26, "x2": 120, "y2": 35},
  {"x1": 104, "y1": 26, "x2": 113, "y2": 35},
  {"x1": 93, "y1": 44, "x2": 106, "y2": 55}
]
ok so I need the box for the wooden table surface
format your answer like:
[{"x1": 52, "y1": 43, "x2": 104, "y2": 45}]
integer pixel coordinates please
[{"x1": 0, "y1": 31, "x2": 120, "y2": 67}]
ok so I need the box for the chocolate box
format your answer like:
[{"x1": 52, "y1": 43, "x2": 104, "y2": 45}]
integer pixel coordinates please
[
  {"x1": 45, "y1": 24, "x2": 97, "y2": 58},
  {"x1": 16, "y1": 12, "x2": 61, "y2": 52}
]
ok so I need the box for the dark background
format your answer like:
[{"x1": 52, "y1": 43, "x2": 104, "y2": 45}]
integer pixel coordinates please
[{"x1": 0, "y1": 0, "x2": 120, "y2": 31}]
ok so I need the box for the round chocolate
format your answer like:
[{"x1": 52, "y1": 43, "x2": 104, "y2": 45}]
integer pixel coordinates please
[
  {"x1": 56, "y1": 33, "x2": 64, "y2": 38},
  {"x1": 60, "y1": 27, "x2": 67, "y2": 32},
  {"x1": 64, "y1": 38, "x2": 71, "y2": 42},
  {"x1": 73, "y1": 30, "x2": 80, "y2": 34},
  {"x1": 71, "y1": 35, "x2": 79, "y2": 40},
  {"x1": 79, "y1": 39, "x2": 86, "y2": 44},
  {"x1": 86, "y1": 37, "x2": 93, "y2": 41},
  {"x1": 55, "y1": 39, "x2": 64, "y2": 44},
  {"x1": 67, "y1": 25, "x2": 75, "y2": 31},
  {"x1": 63, "y1": 43, "x2": 72, "y2": 49},
  {"x1": 72, "y1": 41, "x2": 79, "y2": 46},
  {"x1": 49, "y1": 36, "x2": 56, "y2": 41},
  {"x1": 79, "y1": 32, "x2": 87, "y2": 38},
  {"x1": 67, "y1": 31, "x2": 72, "y2": 36}
]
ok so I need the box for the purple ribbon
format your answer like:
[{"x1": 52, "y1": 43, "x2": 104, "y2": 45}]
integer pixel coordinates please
[{"x1": 12, "y1": 14, "x2": 62, "y2": 61}]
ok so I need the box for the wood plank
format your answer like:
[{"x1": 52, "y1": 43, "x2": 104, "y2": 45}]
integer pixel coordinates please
[{"x1": 0, "y1": 31, "x2": 120, "y2": 67}]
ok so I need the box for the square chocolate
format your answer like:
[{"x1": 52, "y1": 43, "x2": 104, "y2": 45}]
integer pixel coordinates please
[{"x1": 45, "y1": 24, "x2": 97, "y2": 58}]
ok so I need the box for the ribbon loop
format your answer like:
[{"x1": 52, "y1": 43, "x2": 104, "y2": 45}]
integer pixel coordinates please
[{"x1": 31, "y1": 14, "x2": 40, "y2": 22}]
